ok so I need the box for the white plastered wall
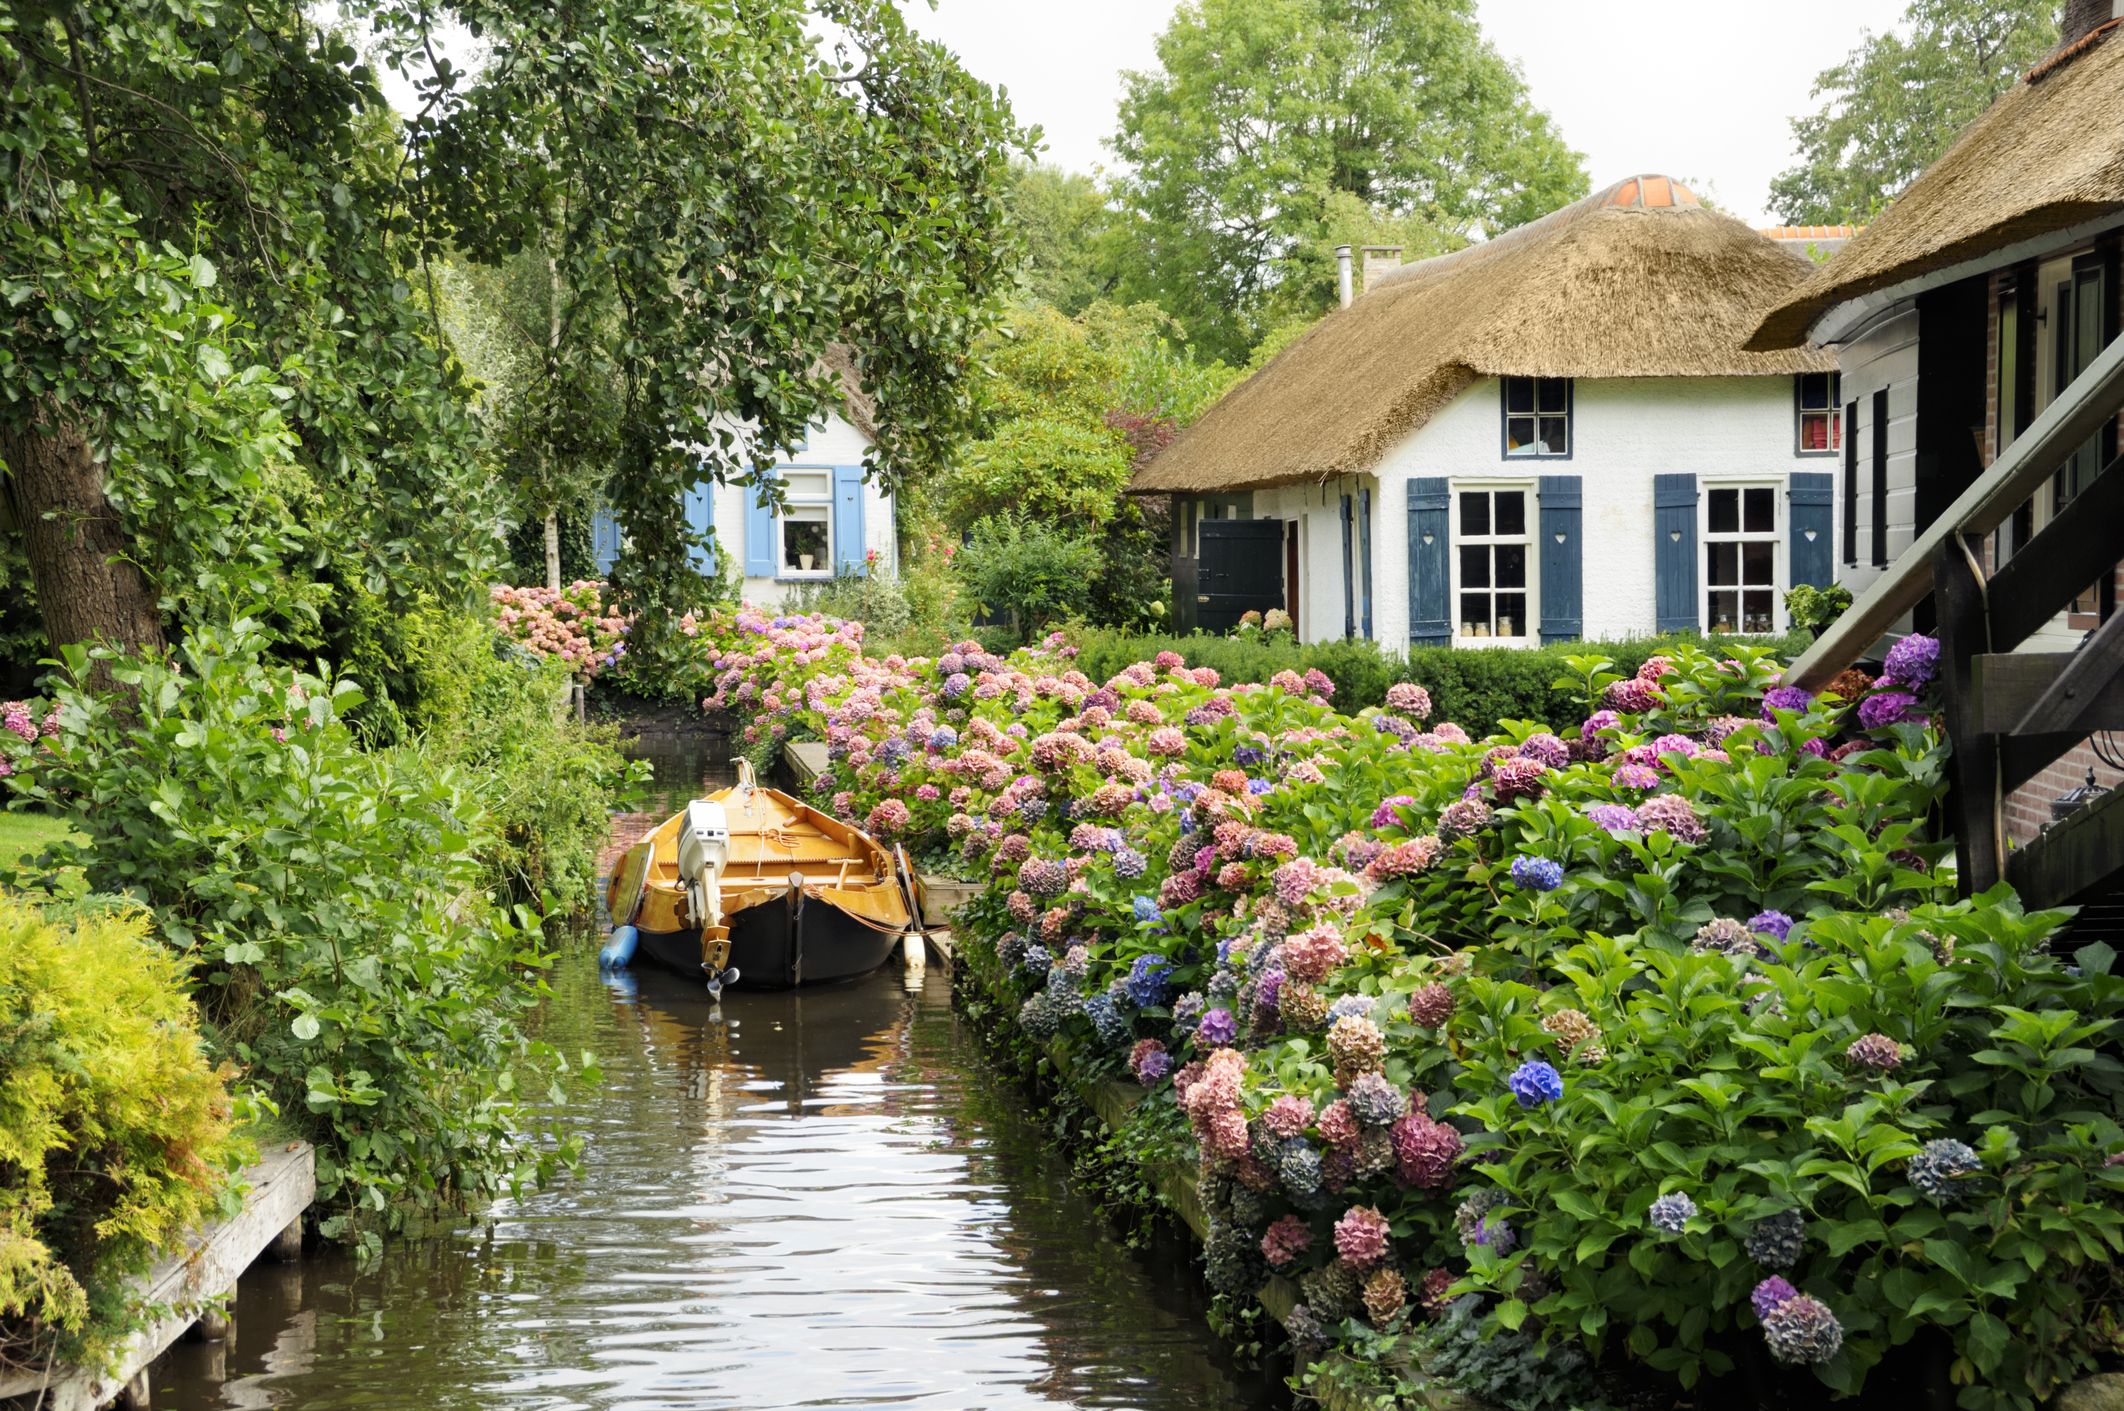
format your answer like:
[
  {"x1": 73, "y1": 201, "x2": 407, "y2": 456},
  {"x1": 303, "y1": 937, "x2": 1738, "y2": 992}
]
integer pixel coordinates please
[{"x1": 712, "y1": 410, "x2": 896, "y2": 606}]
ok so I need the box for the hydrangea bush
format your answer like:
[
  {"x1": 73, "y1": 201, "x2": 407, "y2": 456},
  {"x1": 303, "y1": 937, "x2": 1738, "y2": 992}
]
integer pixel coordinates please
[
  {"x1": 490, "y1": 581, "x2": 632, "y2": 680},
  {"x1": 686, "y1": 610, "x2": 2124, "y2": 1410}
]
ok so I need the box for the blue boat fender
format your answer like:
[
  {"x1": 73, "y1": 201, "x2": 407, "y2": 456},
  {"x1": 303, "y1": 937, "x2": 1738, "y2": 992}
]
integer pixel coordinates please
[{"x1": 600, "y1": 924, "x2": 640, "y2": 970}]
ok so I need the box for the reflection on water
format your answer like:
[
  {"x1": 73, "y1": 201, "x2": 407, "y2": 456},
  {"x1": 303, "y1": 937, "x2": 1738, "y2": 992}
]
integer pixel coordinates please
[
  {"x1": 155, "y1": 957, "x2": 1282, "y2": 1410},
  {"x1": 626, "y1": 728, "x2": 739, "y2": 817}
]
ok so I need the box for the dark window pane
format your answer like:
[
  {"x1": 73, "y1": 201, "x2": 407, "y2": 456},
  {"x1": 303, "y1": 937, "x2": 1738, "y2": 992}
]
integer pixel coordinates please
[
  {"x1": 1537, "y1": 378, "x2": 1568, "y2": 414},
  {"x1": 1460, "y1": 593, "x2": 1491, "y2": 630},
  {"x1": 1743, "y1": 590, "x2": 1773, "y2": 632},
  {"x1": 1505, "y1": 417, "x2": 1534, "y2": 455},
  {"x1": 1799, "y1": 373, "x2": 1830, "y2": 410},
  {"x1": 1707, "y1": 589, "x2": 1738, "y2": 633},
  {"x1": 1744, "y1": 487, "x2": 1775, "y2": 532},
  {"x1": 1497, "y1": 593, "x2": 1527, "y2": 634},
  {"x1": 1707, "y1": 541, "x2": 1738, "y2": 586},
  {"x1": 1539, "y1": 416, "x2": 1568, "y2": 454},
  {"x1": 1460, "y1": 544, "x2": 1491, "y2": 587},
  {"x1": 1496, "y1": 543, "x2": 1526, "y2": 588},
  {"x1": 1459, "y1": 492, "x2": 1490, "y2": 535},
  {"x1": 1742, "y1": 540, "x2": 1774, "y2": 585},
  {"x1": 1708, "y1": 488, "x2": 1739, "y2": 534},
  {"x1": 1505, "y1": 378, "x2": 1534, "y2": 413},
  {"x1": 1494, "y1": 491, "x2": 1526, "y2": 535}
]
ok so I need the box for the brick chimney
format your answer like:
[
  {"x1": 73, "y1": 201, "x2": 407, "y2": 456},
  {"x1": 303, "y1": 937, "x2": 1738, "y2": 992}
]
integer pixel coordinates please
[
  {"x1": 1360, "y1": 245, "x2": 1403, "y2": 294},
  {"x1": 2060, "y1": 0, "x2": 2124, "y2": 42}
]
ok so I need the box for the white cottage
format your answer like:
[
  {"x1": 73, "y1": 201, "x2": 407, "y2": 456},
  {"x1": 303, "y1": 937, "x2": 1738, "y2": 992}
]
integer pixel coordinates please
[
  {"x1": 1132, "y1": 176, "x2": 1844, "y2": 647},
  {"x1": 590, "y1": 347, "x2": 898, "y2": 603}
]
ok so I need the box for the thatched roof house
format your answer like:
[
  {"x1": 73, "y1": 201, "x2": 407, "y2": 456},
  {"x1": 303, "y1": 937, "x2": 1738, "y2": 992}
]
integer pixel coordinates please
[
  {"x1": 1139, "y1": 176, "x2": 1846, "y2": 650},
  {"x1": 1133, "y1": 177, "x2": 1832, "y2": 496},
  {"x1": 1750, "y1": 17, "x2": 2124, "y2": 352}
]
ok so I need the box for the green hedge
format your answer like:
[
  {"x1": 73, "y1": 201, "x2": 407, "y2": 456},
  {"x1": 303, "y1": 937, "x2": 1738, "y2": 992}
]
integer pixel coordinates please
[{"x1": 1066, "y1": 626, "x2": 1810, "y2": 735}]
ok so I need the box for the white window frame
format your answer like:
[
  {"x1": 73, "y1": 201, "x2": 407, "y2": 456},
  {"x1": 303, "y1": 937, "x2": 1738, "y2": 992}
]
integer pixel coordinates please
[
  {"x1": 1452, "y1": 483, "x2": 1537, "y2": 646},
  {"x1": 1702, "y1": 481, "x2": 1782, "y2": 634},
  {"x1": 776, "y1": 468, "x2": 835, "y2": 580}
]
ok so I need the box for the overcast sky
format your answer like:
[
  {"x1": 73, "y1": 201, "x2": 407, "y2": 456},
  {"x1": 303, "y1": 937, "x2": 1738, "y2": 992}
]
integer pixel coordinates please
[{"x1": 902, "y1": 0, "x2": 1917, "y2": 227}]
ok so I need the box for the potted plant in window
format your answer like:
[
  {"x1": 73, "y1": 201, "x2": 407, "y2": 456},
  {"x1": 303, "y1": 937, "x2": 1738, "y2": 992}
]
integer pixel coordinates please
[{"x1": 1785, "y1": 583, "x2": 1854, "y2": 640}]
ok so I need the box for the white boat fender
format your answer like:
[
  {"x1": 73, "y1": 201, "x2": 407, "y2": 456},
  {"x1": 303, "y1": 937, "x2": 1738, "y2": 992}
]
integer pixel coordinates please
[{"x1": 600, "y1": 924, "x2": 639, "y2": 970}]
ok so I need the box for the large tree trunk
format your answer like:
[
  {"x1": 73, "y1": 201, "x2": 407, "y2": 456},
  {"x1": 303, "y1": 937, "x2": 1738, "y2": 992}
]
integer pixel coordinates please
[
  {"x1": 0, "y1": 403, "x2": 166, "y2": 667},
  {"x1": 543, "y1": 508, "x2": 562, "y2": 591}
]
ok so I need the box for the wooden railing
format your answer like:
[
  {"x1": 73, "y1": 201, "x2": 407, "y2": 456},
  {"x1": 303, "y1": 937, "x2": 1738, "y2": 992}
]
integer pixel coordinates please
[{"x1": 1784, "y1": 332, "x2": 2124, "y2": 908}]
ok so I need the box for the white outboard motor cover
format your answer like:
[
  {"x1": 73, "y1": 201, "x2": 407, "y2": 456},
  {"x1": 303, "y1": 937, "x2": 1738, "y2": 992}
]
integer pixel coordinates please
[{"x1": 678, "y1": 800, "x2": 731, "y2": 880}]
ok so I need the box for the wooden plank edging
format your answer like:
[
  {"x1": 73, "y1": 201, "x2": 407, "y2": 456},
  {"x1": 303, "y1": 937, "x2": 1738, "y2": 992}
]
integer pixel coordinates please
[{"x1": 0, "y1": 1143, "x2": 315, "y2": 1411}]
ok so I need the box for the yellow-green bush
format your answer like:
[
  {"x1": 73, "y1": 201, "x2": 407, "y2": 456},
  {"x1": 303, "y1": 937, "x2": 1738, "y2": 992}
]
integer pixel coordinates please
[{"x1": 0, "y1": 895, "x2": 246, "y2": 1363}]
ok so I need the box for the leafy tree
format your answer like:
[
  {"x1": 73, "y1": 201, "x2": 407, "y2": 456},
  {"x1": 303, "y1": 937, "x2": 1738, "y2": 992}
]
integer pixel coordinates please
[
  {"x1": 956, "y1": 513, "x2": 1103, "y2": 635},
  {"x1": 1006, "y1": 162, "x2": 1128, "y2": 315},
  {"x1": 1768, "y1": 0, "x2": 2058, "y2": 224},
  {"x1": 415, "y1": 0, "x2": 1028, "y2": 650},
  {"x1": 1110, "y1": 0, "x2": 1587, "y2": 358},
  {"x1": 0, "y1": 4, "x2": 505, "y2": 669}
]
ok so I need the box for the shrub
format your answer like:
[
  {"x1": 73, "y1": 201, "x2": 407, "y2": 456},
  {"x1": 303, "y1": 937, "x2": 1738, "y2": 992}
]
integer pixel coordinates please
[
  {"x1": 10, "y1": 623, "x2": 583, "y2": 1248},
  {"x1": 393, "y1": 611, "x2": 635, "y2": 909},
  {"x1": 958, "y1": 514, "x2": 1103, "y2": 634},
  {"x1": 0, "y1": 896, "x2": 247, "y2": 1367}
]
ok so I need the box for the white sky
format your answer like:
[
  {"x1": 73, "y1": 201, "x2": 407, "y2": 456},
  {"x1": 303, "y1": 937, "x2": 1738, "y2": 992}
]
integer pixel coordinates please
[{"x1": 902, "y1": 0, "x2": 1917, "y2": 226}]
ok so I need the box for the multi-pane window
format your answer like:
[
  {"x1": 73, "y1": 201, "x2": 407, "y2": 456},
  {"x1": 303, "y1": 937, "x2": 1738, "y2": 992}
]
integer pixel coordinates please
[
  {"x1": 1501, "y1": 377, "x2": 1570, "y2": 458},
  {"x1": 1795, "y1": 373, "x2": 1840, "y2": 454},
  {"x1": 1704, "y1": 485, "x2": 1778, "y2": 634},
  {"x1": 1456, "y1": 488, "x2": 1531, "y2": 640},
  {"x1": 778, "y1": 469, "x2": 833, "y2": 576}
]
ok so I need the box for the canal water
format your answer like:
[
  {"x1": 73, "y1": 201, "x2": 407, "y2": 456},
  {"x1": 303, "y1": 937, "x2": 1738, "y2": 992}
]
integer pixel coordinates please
[{"x1": 154, "y1": 730, "x2": 1280, "y2": 1411}]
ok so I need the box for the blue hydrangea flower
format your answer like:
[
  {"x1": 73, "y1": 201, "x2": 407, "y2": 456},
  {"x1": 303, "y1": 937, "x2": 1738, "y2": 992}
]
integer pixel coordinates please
[
  {"x1": 1125, "y1": 953, "x2": 1174, "y2": 1008},
  {"x1": 1326, "y1": 994, "x2": 1376, "y2": 1024},
  {"x1": 1247, "y1": 778, "x2": 1274, "y2": 796},
  {"x1": 1234, "y1": 744, "x2": 1265, "y2": 767},
  {"x1": 1508, "y1": 1059, "x2": 1564, "y2": 1108},
  {"x1": 928, "y1": 725, "x2": 958, "y2": 751},
  {"x1": 1082, "y1": 993, "x2": 1131, "y2": 1046},
  {"x1": 1509, "y1": 856, "x2": 1565, "y2": 892},
  {"x1": 1648, "y1": 1191, "x2": 1697, "y2": 1236},
  {"x1": 1909, "y1": 1138, "x2": 1983, "y2": 1205},
  {"x1": 1131, "y1": 895, "x2": 1163, "y2": 926},
  {"x1": 1179, "y1": 809, "x2": 1197, "y2": 835}
]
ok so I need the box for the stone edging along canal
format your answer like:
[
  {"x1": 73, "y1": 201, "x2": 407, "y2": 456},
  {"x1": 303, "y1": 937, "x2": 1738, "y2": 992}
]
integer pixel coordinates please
[{"x1": 781, "y1": 739, "x2": 1468, "y2": 1411}]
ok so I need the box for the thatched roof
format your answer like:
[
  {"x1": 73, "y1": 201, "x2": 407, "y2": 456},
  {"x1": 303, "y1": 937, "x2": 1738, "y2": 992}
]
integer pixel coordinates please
[
  {"x1": 820, "y1": 342, "x2": 878, "y2": 442},
  {"x1": 1130, "y1": 176, "x2": 1835, "y2": 495},
  {"x1": 1750, "y1": 24, "x2": 2124, "y2": 350}
]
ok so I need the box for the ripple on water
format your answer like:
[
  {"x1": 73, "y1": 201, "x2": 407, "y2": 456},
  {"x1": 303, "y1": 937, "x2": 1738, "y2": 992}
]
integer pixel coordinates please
[{"x1": 153, "y1": 956, "x2": 1284, "y2": 1411}]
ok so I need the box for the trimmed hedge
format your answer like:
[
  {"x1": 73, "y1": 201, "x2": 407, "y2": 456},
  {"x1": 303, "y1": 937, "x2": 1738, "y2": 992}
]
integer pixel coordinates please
[{"x1": 1066, "y1": 626, "x2": 1810, "y2": 735}]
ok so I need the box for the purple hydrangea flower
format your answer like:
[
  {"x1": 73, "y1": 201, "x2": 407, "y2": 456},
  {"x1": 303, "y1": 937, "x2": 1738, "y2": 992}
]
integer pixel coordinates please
[
  {"x1": 1858, "y1": 691, "x2": 1922, "y2": 731},
  {"x1": 1762, "y1": 1294, "x2": 1844, "y2": 1365},
  {"x1": 1761, "y1": 685, "x2": 1813, "y2": 717},
  {"x1": 1508, "y1": 1059, "x2": 1564, "y2": 1108},
  {"x1": 1581, "y1": 709, "x2": 1620, "y2": 740},
  {"x1": 1752, "y1": 1276, "x2": 1798, "y2": 1321},
  {"x1": 1882, "y1": 633, "x2": 1940, "y2": 691},
  {"x1": 1748, "y1": 909, "x2": 1795, "y2": 942},
  {"x1": 1126, "y1": 953, "x2": 1174, "y2": 1007},
  {"x1": 1197, "y1": 1007, "x2": 1238, "y2": 1046},
  {"x1": 1586, "y1": 803, "x2": 1640, "y2": 833},
  {"x1": 1370, "y1": 794, "x2": 1417, "y2": 829},
  {"x1": 1648, "y1": 1191, "x2": 1697, "y2": 1235}
]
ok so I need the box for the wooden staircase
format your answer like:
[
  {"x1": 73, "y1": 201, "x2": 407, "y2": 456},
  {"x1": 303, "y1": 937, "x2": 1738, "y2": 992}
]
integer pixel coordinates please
[{"x1": 1785, "y1": 332, "x2": 2124, "y2": 911}]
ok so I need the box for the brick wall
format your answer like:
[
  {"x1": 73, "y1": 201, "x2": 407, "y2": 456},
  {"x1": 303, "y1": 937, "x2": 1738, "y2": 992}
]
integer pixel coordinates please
[{"x1": 2006, "y1": 739, "x2": 2124, "y2": 843}]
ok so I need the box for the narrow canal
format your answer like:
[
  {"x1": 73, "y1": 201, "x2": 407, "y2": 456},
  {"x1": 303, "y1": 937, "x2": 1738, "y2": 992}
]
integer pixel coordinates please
[{"x1": 154, "y1": 730, "x2": 1281, "y2": 1411}]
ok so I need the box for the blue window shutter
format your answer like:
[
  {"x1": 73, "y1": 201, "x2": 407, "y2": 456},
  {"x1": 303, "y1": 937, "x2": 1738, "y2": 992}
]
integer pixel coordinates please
[
  {"x1": 832, "y1": 465, "x2": 867, "y2": 576},
  {"x1": 1406, "y1": 477, "x2": 1450, "y2": 646},
  {"x1": 1537, "y1": 475, "x2": 1582, "y2": 643},
  {"x1": 683, "y1": 479, "x2": 717, "y2": 575},
  {"x1": 1357, "y1": 488, "x2": 1373, "y2": 639},
  {"x1": 743, "y1": 474, "x2": 776, "y2": 577},
  {"x1": 1653, "y1": 473, "x2": 1699, "y2": 632},
  {"x1": 1340, "y1": 493, "x2": 1355, "y2": 638},
  {"x1": 1788, "y1": 472, "x2": 1834, "y2": 588},
  {"x1": 591, "y1": 506, "x2": 621, "y2": 576}
]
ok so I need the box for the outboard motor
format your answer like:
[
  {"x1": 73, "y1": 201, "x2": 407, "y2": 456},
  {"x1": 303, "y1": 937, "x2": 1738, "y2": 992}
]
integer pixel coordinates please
[{"x1": 677, "y1": 800, "x2": 741, "y2": 994}]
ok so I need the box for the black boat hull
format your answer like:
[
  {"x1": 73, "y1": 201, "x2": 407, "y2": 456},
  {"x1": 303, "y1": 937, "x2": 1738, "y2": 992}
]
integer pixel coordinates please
[{"x1": 634, "y1": 896, "x2": 900, "y2": 990}]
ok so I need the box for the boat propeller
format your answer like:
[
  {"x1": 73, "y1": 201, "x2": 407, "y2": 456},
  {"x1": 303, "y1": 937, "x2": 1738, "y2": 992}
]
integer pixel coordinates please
[{"x1": 702, "y1": 964, "x2": 741, "y2": 998}]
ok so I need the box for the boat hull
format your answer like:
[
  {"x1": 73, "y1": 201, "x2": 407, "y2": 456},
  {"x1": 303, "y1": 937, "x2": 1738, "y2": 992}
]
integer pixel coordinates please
[{"x1": 633, "y1": 901, "x2": 900, "y2": 990}]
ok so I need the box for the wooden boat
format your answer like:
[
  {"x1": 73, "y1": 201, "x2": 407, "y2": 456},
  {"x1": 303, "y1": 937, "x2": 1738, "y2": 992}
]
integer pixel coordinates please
[{"x1": 601, "y1": 762, "x2": 917, "y2": 991}]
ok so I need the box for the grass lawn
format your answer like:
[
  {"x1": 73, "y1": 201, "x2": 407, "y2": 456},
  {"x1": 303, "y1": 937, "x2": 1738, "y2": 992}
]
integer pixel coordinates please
[{"x1": 0, "y1": 809, "x2": 77, "y2": 865}]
